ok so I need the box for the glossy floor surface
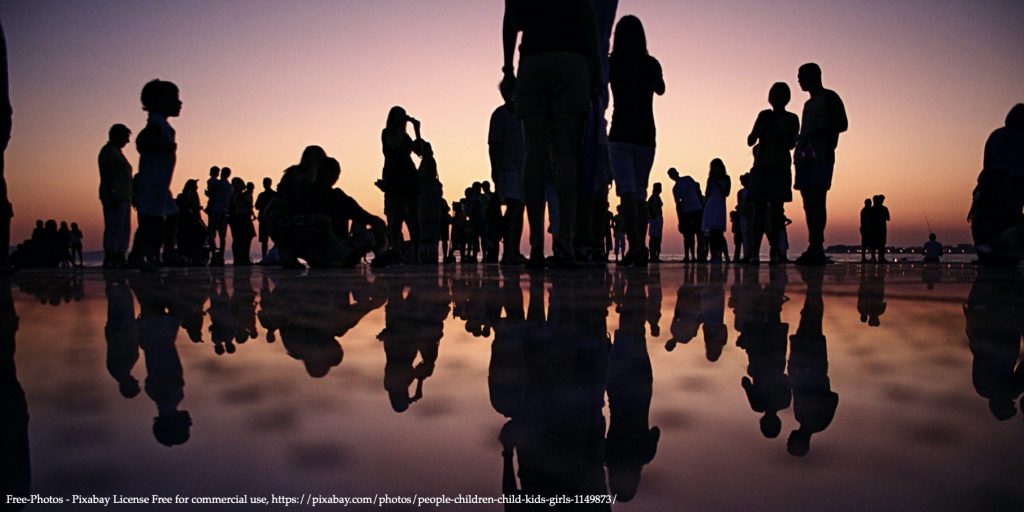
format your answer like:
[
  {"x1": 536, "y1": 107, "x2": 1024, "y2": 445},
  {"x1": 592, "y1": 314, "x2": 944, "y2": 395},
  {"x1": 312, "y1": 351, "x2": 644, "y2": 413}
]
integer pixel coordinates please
[{"x1": 1, "y1": 263, "x2": 1021, "y2": 511}]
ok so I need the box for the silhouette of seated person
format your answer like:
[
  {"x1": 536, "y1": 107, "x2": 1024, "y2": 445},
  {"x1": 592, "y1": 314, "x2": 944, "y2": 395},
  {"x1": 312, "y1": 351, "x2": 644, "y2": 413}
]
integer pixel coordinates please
[
  {"x1": 736, "y1": 266, "x2": 791, "y2": 439},
  {"x1": 0, "y1": 277, "x2": 29, "y2": 508},
  {"x1": 130, "y1": 274, "x2": 190, "y2": 446},
  {"x1": 971, "y1": 104, "x2": 1024, "y2": 265},
  {"x1": 666, "y1": 266, "x2": 702, "y2": 352},
  {"x1": 607, "y1": 271, "x2": 660, "y2": 502},
  {"x1": 964, "y1": 268, "x2": 1024, "y2": 420},
  {"x1": 498, "y1": 275, "x2": 611, "y2": 509},
  {"x1": 104, "y1": 274, "x2": 141, "y2": 398},
  {"x1": 377, "y1": 277, "x2": 448, "y2": 411},
  {"x1": 922, "y1": 233, "x2": 943, "y2": 263},
  {"x1": 856, "y1": 265, "x2": 886, "y2": 327},
  {"x1": 269, "y1": 147, "x2": 387, "y2": 268},
  {"x1": 787, "y1": 267, "x2": 838, "y2": 457}
]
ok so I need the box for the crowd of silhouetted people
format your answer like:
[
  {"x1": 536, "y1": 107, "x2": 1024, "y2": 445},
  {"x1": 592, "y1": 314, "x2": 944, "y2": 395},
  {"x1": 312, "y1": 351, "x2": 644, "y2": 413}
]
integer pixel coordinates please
[{"x1": 10, "y1": 219, "x2": 84, "y2": 268}]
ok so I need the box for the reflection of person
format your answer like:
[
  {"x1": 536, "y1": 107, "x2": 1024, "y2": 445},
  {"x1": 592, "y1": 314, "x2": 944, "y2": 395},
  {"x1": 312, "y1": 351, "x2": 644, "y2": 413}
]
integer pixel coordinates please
[
  {"x1": 104, "y1": 274, "x2": 140, "y2": 398},
  {"x1": 98, "y1": 124, "x2": 133, "y2": 268},
  {"x1": 793, "y1": 63, "x2": 847, "y2": 266},
  {"x1": 964, "y1": 268, "x2": 1024, "y2": 421},
  {"x1": 856, "y1": 265, "x2": 886, "y2": 327},
  {"x1": 787, "y1": 268, "x2": 839, "y2": 456},
  {"x1": 0, "y1": 277, "x2": 29, "y2": 506},
  {"x1": 607, "y1": 271, "x2": 659, "y2": 502},
  {"x1": 378, "y1": 277, "x2": 448, "y2": 412},
  {"x1": 666, "y1": 266, "x2": 702, "y2": 351},
  {"x1": 737, "y1": 266, "x2": 790, "y2": 438},
  {"x1": 131, "y1": 275, "x2": 190, "y2": 446}
]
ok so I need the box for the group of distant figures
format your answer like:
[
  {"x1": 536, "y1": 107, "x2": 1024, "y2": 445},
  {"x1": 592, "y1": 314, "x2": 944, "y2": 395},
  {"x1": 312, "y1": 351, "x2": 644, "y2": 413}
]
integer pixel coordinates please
[
  {"x1": 2, "y1": 3, "x2": 1017, "y2": 272},
  {"x1": 10, "y1": 219, "x2": 84, "y2": 268}
]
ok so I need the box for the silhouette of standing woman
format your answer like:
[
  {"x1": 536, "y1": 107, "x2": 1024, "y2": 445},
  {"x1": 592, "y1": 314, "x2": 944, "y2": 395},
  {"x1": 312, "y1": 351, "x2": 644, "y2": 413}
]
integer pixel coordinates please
[
  {"x1": 380, "y1": 106, "x2": 424, "y2": 261},
  {"x1": 502, "y1": 0, "x2": 601, "y2": 268},
  {"x1": 133, "y1": 79, "x2": 182, "y2": 271},
  {"x1": 0, "y1": 22, "x2": 12, "y2": 272},
  {"x1": 793, "y1": 63, "x2": 847, "y2": 266},
  {"x1": 608, "y1": 14, "x2": 665, "y2": 268},
  {"x1": 702, "y1": 159, "x2": 731, "y2": 263}
]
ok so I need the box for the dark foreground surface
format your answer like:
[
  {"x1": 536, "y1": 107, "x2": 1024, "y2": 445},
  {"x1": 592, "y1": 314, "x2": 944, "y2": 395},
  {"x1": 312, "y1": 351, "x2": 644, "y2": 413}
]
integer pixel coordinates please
[{"x1": 0, "y1": 263, "x2": 1021, "y2": 511}]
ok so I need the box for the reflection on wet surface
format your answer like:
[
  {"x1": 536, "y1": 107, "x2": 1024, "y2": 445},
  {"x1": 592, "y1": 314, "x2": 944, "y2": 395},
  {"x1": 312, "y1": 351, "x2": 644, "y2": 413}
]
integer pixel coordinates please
[{"x1": 1, "y1": 264, "x2": 1022, "y2": 511}]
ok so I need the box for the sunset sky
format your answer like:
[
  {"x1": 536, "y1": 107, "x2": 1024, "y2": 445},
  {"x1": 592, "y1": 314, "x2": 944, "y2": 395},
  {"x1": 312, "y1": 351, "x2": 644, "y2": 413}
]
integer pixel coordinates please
[{"x1": 1, "y1": 0, "x2": 1021, "y2": 252}]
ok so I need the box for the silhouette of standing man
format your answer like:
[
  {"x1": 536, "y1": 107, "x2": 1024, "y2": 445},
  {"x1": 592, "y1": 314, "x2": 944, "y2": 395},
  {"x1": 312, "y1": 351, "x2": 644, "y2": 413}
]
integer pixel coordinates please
[
  {"x1": 502, "y1": 0, "x2": 601, "y2": 268},
  {"x1": 99, "y1": 124, "x2": 133, "y2": 268},
  {"x1": 794, "y1": 63, "x2": 847, "y2": 266}
]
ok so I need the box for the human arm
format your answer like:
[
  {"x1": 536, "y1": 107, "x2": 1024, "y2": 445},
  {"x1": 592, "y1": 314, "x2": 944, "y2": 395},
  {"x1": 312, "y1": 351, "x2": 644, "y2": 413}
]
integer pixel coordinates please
[
  {"x1": 501, "y1": 1, "x2": 520, "y2": 91},
  {"x1": 651, "y1": 57, "x2": 665, "y2": 96}
]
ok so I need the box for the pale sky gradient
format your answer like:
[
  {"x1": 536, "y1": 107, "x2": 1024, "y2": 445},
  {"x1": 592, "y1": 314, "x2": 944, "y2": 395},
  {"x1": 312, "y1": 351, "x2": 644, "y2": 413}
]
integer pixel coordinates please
[{"x1": 2, "y1": 0, "x2": 1022, "y2": 251}]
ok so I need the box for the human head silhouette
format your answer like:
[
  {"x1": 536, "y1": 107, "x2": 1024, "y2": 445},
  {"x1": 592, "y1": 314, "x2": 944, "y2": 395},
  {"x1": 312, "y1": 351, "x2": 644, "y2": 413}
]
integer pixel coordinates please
[
  {"x1": 874, "y1": 194, "x2": 885, "y2": 206},
  {"x1": 318, "y1": 158, "x2": 342, "y2": 188},
  {"x1": 864, "y1": 198, "x2": 871, "y2": 207},
  {"x1": 668, "y1": 167, "x2": 679, "y2": 180},
  {"x1": 220, "y1": 167, "x2": 231, "y2": 180},
  {"x1": 153, "y1": 410, "x2": 192, "y2": 447},
  {"x1": 386, "y1": 106, "x2": 408, "y2": 132},
  {"x1": 140, "y1": 79, "x2": 181, "y2": 117},
  {"x1": 35, "y1": 219, "x2": 42, "y2": 229},
  {"x1": 760, "y1": 411, "x2": 782, "y2": 439},
  {"x1": 300, "y1": 145, "x2": 328, "y2": 169},
  {"x1": 499, "y1": 79, "x2": 515, "y2": 105},
  {"x1": 263, "y1": 177, "x2": 273, "y2": 189},
  {"x1": 108, "y1": 123, "x2": 131, "y2": 147},
  {"x1": 652, "y1": 182, "x2": 661, "y2": 195},
  {"x1": 612, "y1": 15, "x2": 648, "y2": 57},
  {"x1": 797, "y1": 63, "x2": 823, "y2": 93},
  {"x1": 1006, "y1": 103, "x2": 1024, "y2": 128},
  {"x1": 182, "y1": 179, "x2": 198, "y2": 193},
  {"x1": 118, "y1": 376, "x2": 141, "y2": 398},
  {"x1": 787, "y1": 429, "x2": 811, "y2": 457},
  {"x1": 709, "y1": 158, "x2": 726, "y2": 179},
  {"x1": 246, "y1": 181, "x2": 254, "y2": 193},
  {"x1": 989, "y1": 399, "x2": 1016, "y2": 421},
  {"x1": 768, "y1": 82, "x2": 791, "y2": 109},
  {"x1": 929, "y1": 233, "x2": 937, "y2": 241},
  {"x1": 231, "y1": 177, "x2": 244, "y2": 193},
  {"x1": 209, "y1": 166, "x2": 219, "y2": 178}
]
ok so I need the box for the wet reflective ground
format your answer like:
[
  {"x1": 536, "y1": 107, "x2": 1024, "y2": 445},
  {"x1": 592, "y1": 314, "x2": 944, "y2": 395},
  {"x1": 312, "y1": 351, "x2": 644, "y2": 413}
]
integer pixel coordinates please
[{"x1": 1, "y1": 264, "x2": 1022, "y2": 511}]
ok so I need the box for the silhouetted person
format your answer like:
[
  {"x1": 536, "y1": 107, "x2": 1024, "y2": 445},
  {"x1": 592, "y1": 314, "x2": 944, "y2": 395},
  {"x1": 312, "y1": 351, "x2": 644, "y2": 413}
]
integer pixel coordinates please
[
  {"x1": 856, "y1": 265, "x2": 886, "y2": 327},
  {"x1": 608, "y1": 15, "x2": 665, "y2": 268},
  {"x1": 270, "y1": 148, "x2": 388, "y2": 268},
  {"x1": 489, "y1": 78, "x2": 528, "y2": 266},
  {"x1": 0, "y1": 22, "x2": 13, "y2": 272},
  {"x1": 611, "y1": 204, "x2": 625, "y2": 262},
  {"x1": 133, "y1": 79, "x2": 182, "y2": 272},
  {"x1": 859, "y1": 198, "x2": 872, "y2": 262},
  {"x1": 255, "y1": 177, "x2": 276, "y2": 259},
  {"x1": 870, "y1": 195, "x2": 890, "y2": 263},
  {"x1": 669, "y1": 168, "x2": 701, "y2": 262},
  {"x1": 418, "y1": 142, "x2": 446, "y2": 263},
  {"x1": 70, "y1": 223, "x2": 83, "y2": 266},
  {"x1": 0, "y1": 276, "x2": 28, "y2": 508},
  {"x1": 647, "y1": 183, "x2": 664, "y2": 262},
  {"x1": 922, "y1": 233, "x2": 942, "y2": 263},
  {"x1": 787, "y1": 267, "x2": 839, "y2": 456},
  {"x1": 794, "y1": 63, "x2": 847, "y2": 266},
  {"x1": 57, "y1": 221, "x2": 72, "y2": 267},
  {"x1": 964, "y1": 268, "x2": 1024, "y2": 421},
  {"x1": 747, "y1": 82, "x2": 799, "y2": 264},
  {"x1": 99, "y1": 123, "x2": 133, "y2": 268},
  {"x1": 737, "y1": 265, "x2": 791, "y2": 438},
  {"x1": 104, "y1": 274, "x2": 140, "y2": 398},
  {"x1": 970, "y1": 104, "x2": 1024, "y2": 265},
  {"x1": 174, "y1": 179, "x2": 208, "y2": 265},
  {"x1": 130, "y1": 274, "x2": 190, "y2": 446},
  {"x1": 228, "y1": 177, "x2": 254, "y2": 265},
  {"x1": 703, "y1": 159, "x2": 732, "y2": 263},
  {"x1": 502, "y1": 0, "x2": 601, "y2": 268},
  {"x1": 607, "y1": 271, "x2": 660, "y2": 502},
  {"x1": 206, "y1": 166, "x2": 232, "y2": 265},
  {"x1": 379, "y1": 106, "x2": 424, "y2": 262}
]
